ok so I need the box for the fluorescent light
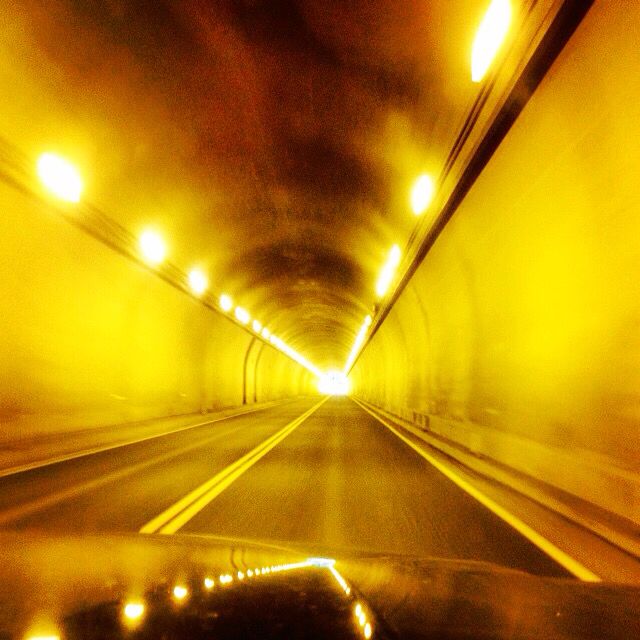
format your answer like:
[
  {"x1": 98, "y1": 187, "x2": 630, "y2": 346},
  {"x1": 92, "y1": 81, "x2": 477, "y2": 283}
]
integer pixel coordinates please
[
  {"x1": 188, "y1": 268, "x2": 208, "y2": 295},
  {"x1": 139, "y1": 229, "x2": 166, "y2": 265},
  {"x1": 36, "y1": 152, "x2": 83, "y2": 202},
  {"x1": 471, "y1": 0, "x2": 512, "y2": 83},
  {"x1": 235, "y1": 306, "x2": 250, "y2": 324},
  {"x1": 375, "y1": 244, "x2": 401, "y2": 297},
  {"x1": 410, "y1": 174, "x2": 434, "y2": 215},
  {"x1": 342, "y1": 315, "x2": 375, "y2": 373}
]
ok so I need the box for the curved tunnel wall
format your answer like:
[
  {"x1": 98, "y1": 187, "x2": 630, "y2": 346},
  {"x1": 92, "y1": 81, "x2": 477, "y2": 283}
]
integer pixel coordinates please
[
  {"x1": 351, "y1": 3, "x2": 640, "y2": 526},
  {"x1": 0, "y1": 178, "x2": 314, "y2": 441}
]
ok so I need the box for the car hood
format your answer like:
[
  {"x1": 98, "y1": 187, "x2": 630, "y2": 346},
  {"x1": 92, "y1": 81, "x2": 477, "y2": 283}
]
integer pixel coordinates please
[{"x1": 0, "y1": 532, "x2": 637, "y2": 640}]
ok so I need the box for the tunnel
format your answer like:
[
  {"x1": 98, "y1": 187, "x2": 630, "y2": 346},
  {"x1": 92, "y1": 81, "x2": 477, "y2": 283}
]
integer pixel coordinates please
[{"x1": 1, "y1": 0, "x2": 639, "y2": 596}]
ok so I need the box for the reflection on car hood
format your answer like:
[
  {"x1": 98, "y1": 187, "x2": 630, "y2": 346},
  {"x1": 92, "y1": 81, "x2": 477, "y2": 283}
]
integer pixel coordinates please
[{"x1": 0, "y1": 533, "x2": 638, "y2": 640}]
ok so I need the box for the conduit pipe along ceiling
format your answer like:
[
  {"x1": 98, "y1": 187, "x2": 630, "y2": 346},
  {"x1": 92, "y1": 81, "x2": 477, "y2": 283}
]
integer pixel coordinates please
[{"x1": 18, "y1": 0, "x2": 520, "y2": 375}]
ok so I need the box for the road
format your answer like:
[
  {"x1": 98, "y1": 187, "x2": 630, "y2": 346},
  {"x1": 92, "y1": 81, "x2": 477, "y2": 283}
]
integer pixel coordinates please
[{"x1": 0, "y1": 396, "x2": 570, "y2": 578}]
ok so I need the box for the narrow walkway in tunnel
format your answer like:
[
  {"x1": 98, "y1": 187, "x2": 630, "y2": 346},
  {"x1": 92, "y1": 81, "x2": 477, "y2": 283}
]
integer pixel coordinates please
[{"x1": 0, "y1": 397, "x2": 571, "y2": 578}]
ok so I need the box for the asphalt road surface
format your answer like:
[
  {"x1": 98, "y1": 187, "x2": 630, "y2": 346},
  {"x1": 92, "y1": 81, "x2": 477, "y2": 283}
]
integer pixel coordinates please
[{"x1": 0, "y1": 396, "x2": 569, "y2": 577}]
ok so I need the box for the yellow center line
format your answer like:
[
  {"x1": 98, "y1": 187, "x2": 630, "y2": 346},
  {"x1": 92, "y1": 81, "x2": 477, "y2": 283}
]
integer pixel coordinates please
[
  {"x1": 0, "y1": 399, "x2": 290, "y2": 480},
  {"x1": 140, "y1": 396, "x2": 329, "y2": 534},
  {"x1": 351, "y1": 397, "x2": 601, "y2": 583}
]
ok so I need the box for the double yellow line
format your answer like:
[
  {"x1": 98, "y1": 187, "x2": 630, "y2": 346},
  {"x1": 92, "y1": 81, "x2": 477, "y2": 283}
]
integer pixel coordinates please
[{"x1": 140, "y1": 396, "x2": 328, "y2": 534}]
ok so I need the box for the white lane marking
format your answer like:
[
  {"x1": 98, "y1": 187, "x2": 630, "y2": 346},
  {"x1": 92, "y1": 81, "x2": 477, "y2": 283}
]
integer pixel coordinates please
[
  {"x1": 0, "y1": 400, "x2": 292, "y2": 479},
  {"x1": 140, "y1": 396, "x2": 329, "y2": 534},
  {"x1": 352, "y1": 397, "x2": 601, "y2": 582}
]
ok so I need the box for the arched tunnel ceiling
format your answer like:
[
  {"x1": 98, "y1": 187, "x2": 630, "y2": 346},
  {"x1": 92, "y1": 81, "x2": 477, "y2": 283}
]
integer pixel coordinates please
[{"x1": 3, "y1": 0, "x2": 490, "y2": 371}]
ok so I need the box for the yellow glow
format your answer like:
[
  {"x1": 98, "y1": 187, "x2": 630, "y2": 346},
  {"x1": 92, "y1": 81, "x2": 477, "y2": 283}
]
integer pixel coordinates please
[
  {"x1": 375, "y1": 244, "x2": 401, "y2": 298},
  {"x1": 364, "y1": 622, "x2": 372, "y2": 638},
  {"x1": 204, "y1": 577, "x2": 214, "y2": 589},
  {"x1": 139, "y1": 229, "x2": 166, "y2": 265},
  {"x1": 247, "y1": 569, "x2": 254, "y2": 577},
  {"x1": 261, "y1": 327, "x2": 271, "y2": 339},
  {"x1": 237, "y1": 571, "x2": 245, "y2": 580},
  {"x1": 318, "y1": 370, "x2": 350, "y2": 396},
  {"x1": 235, "y1": 307, "x2": 250, "y2": 325},
  {"x1": 252, "y1": 319, "x2": 262, "y2": 333},
  {"x1": 172, "y1": 585, "x2": 188, "y2": 600},
  {"x1": 220, "y1": 294, "x2": 233, "y2": 312},
  {"x1": 355, "y1": 604, "x2": 362, "y2": 617},
  {"x1": 471, "y1": 0, "x2": 512, "y2": 82},
  {"x1": 123, "y1": 602, "x2": 145, "y2": 621},
  {"x1": 343, "y1": 314, "x2": 375, "y2": 373},
  {"x1": 410, "y1": 174, "x2": 434, "y2": 215},
  {"x1": 219, "y1": 573, "x2": 233, "y2": 585},
  {"x1": 358, "y1": 612, "x2": 366, "y2": 626},
  {"x1": 36, "y1": 152, "x2": 83, "y2": 202},
  {"x1": 26, "y1": 636, "x2": 59, "y2": 640},
  {"x1": 329, "y1": 566, "x2": 351, "y2": 596},
  {"x1": 188, "y1": 268, "x2": 208, "y2": 296}
]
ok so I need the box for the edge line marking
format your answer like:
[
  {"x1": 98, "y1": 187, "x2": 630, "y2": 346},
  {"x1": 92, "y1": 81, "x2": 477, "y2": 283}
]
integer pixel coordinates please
[
  {"x1": 140, "y1": 396, "x2": 329, "y2": 534},
  {"x1": 351, "y1": 397, "x2": 601, "y2": 582}
]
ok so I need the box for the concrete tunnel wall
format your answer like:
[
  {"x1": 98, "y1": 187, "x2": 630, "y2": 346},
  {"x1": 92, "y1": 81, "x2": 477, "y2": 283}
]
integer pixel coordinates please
[
  {"x1": 351, "y1": 3, "x2": 640, "y2": 528},
  {"x1": 0, "y1": 177, "x2": 315, "y2": 441}
]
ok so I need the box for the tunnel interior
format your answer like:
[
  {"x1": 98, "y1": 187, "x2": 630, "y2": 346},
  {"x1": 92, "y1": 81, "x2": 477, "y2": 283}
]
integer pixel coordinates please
[{"x1": 0, "y1": 0, "x2": 639, "y2": 580}]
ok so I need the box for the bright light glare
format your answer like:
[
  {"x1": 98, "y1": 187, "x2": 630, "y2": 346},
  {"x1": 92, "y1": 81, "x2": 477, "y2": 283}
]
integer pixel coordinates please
[
  {"x1": 172, "y1": 585, "x2": 188, "y2": 600},
  {"x1": 306, "y1": 557, "x2": 335, "y2": 567},
  {"x1": 204, "y1": 577, "x2": 214, "y2": 589},
  {"x1": 36, "y1": 152, "x2": 83, "y2": 202},
  {"x1": 123, "y1": 602, "x2": 145, "y2": 621},
  {"x1": 139, "y1": 229, "x2": 166, "y2": 265},
  {"x1": 220, "y1": 294, "x2": 233, "y2": 312},
  {"x1": 410, "y1": 174, "x2": 434, "y2": 215},
  {"x1": 375, "y1": 244, "x2": 401, "y2": 298},
  {"x1": 235, "y1": 307, "x2": 250, "y2": 324},
  {"x1": 471, "y1": 0, "x2": 512, "y2": 82},
  {"x1": 188, "y1": 268, "x2": 208, "y2": 296},
  {"x1": 318, "y1": 370, "x2": 350, "y2": 396},
  {"x1": 343, "y1": 314, "x2": 375, "y2": 373},
  {"x1": 364, "y1": 622, "x2": 372, "y2": 638},
  {"x1": 252, "y1": 319, "x2": 262, "y2": 333},
  {"x1": 267, "y1": 333, "x2": 322, "y2": 378},
  {"x1": 261, "y1": 327, "x2": 271, "y2": 339}
]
